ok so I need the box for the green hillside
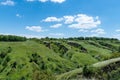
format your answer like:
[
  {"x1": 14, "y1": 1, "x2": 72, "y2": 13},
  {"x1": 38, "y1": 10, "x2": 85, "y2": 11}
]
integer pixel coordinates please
[{"x1": 0, "y1": 35, "x2": 120, "y2": 80}]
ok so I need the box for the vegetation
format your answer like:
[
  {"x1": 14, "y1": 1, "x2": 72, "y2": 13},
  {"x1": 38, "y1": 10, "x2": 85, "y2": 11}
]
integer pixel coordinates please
[
  {"x1": 0, "y1": 35, "x2": 27, "y2": 41},
  {"x1": 0, "y1": 35, "x2": 120, "y2": 80}
]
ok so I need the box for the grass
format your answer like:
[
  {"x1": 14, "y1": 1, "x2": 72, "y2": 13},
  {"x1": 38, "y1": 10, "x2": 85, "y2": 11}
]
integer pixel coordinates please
[
  {"x1": 0, "y1": 39, "x2": 120, "y2": 80},
  {"x1": 71, "y1": 52, "x2": 98, "y2": 66}
]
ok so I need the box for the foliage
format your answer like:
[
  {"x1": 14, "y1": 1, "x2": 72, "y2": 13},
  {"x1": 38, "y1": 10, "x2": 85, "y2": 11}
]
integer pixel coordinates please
[{"x1": 0, "y1": 35, "x2": 27, "y2": 41}]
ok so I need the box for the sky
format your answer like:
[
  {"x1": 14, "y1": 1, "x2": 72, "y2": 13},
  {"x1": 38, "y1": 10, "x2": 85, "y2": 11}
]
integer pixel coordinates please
[{"x1": 0, "y1": 0, "x2": 120, "y2": 39}]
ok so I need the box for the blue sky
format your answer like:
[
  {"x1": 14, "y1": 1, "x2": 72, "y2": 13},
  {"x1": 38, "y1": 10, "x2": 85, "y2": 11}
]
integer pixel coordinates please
[{"x1": 0, "y1": 0, "x2": 120, "y2": 39}]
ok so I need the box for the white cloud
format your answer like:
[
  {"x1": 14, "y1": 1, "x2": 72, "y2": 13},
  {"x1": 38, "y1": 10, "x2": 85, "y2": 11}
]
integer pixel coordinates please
[
  {"x1": 49, "y1": 33, "x2": 64, "y2": 36},
  {"x1": 42, "y1": 14, "x2": 101, "y2": 30},
  {"x1": 0, "y1": 0, "x2": 15, "y2": 6},
  {"x1": 90, "y1": 34, "x2": 100, "y2": 37},
  {"x1": 43, "y1": 15, "x2": 75, "y2": 24},
  {"x1": 50, "y1": 24, "x2": 62, "y2": 28},
  {"x1": 89, "y1": 28, "x2": 105, "y2": 37},
  {"x1": 63, "y1": 16, "x2": 75, "y2": 24},
  {"x1": 16, "y1": 14, "x2": 22, "y2": 18},
  {"x1": 26, "y1": 0, "x2": 65, "y2": 3},
  {"x1": 75, "y1": 14, "x2": 99, "y2": 24},
  {"x1": 69, "y1": 14, "x2": 101, "y2": 29},
  {"x1": 26, "y1": 0, "x2": 35, "y2": 2},
  {"x1": 113, "y1": 34, "x2": 120, "y2": 40},
  {"x1": 68, "y1": 23, "x2": 98, "y2": 29},
  {"x1": 116, "y1": 29, "x2": 120, "y2": 32},
  {"x1": 26, "y1": 26, "x2": 45, "y2": 32},
  {"x1": 38, "y1": 0, "x2": 48, "y2": 2},
  {"x1": 42, "y1": 17, "x2": 63, "y2": 22},
  {"x1": 0, "y1": 33, "x2": 45, "y2": 38},
  {"x1": 50, "y1": 0, "x2": 65, "y2": 3},
  {"x1": 91, "y1": 28, "x2": 105, "y2": 35},
  {"x1": 20, "y1": 34, "x2": 45, "y2": 38},
  {"x1": 78, "y1": 29, "x2": 88, "y2": 33}
]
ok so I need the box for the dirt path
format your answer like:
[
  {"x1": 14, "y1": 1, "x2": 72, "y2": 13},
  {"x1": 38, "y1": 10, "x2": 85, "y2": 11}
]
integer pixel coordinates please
[{"x1": 56, "y1": 57, "x2": 120, "y2": 80}]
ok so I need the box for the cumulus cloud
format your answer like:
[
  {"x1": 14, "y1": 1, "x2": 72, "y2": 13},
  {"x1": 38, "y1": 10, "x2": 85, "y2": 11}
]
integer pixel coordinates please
[
  {"x1": 64, "y1": 16, "x2": 75, "y2": 24},
  {"x1": 50, "y1": 24, "x2": 62, "y2": 28},
  {"x1": 38, "y1": 0, "x2": 48, "y2": 2},
  {"x1": 0, "y1": 33, "x2": 45, "y2": 38},
  {"x1": 26, "y1": 26, "x2": 46, "y2": 32},
  {"x1": 26, "y1": 0, "x2": 35, "y2": 2},
  {"x1": 69, "y1": 14, "x2": 101, "y2": 29},
  {"x1": 75, "y1": 15, "x2": 100, "y2": 24},
  {"x1": 116, "y1": 29, "x2": 120, "y2": 32},
  {"x1": 26, "y1": 0, "x2": 66, "y2": 3},
  {"x1": 43, "y1": 16, "x2": 74, "y2": 24},
  {"x1": 50, "y1": 0, "x2": 65, "y2": 3},
  {"x1": 49, "y1": 33, "x2": 64, "y2": 36},
  {"x1": 113, "y1": 34, "x2": 120, "y2": 40},
  {"x1": 68, "y1": 23, "x2": 98, "y2": 29},
  {"x1": 20, "y1": 34, "x2": 45, "y2": 38},
  {"x1": 78, "y1": 29, "x2": 88, "y2": 33},
  {"x1": 42, "y1": 17, "x2": 63, "y2": 22},
  {"x1": 16, "y1": 14, "x2": 22, "y2": 18},
  {"x1": 91, "y1": 28, "x2": 105, "y2": 34},
  {"x1": 0, "y1": 0, "x2": 15, "y2": 6},
  {"x1": 42, "y1": 14, "x2": 101, "y2": 30}
]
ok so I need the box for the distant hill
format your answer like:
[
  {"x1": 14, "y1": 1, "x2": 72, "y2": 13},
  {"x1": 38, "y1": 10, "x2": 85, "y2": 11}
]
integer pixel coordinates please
[{"x1": 0, "y1": 35, "x2": 120, "y2": 80}]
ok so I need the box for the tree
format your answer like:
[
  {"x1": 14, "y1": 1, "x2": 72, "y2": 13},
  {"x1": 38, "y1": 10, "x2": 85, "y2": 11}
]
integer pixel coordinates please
[
  {"x1": 118, "y1": 46, "x2": 120, "y2": 53},
  {"x1": 0, "y1": 35, "x2": 27, "y2": 41}
]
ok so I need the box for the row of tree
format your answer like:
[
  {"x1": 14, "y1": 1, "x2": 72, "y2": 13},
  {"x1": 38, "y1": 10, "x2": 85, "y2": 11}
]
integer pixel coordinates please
[
  {"x1": 66, "y1": 37, "x2": 119, "y2": 41},
  {"x1": 1, "y1": 35, "x2": 118, "y2": 42},
  {"x1": 34, "y1": 37, "x2": 119, "y2": 41},
  {"x1": 0, "y1": 35, "x2": 27, "y2": 41}
]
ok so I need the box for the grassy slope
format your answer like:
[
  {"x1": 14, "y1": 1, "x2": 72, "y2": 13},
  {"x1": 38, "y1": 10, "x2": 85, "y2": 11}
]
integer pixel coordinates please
[
  {"x1": 0, "y1": 41, "x2": 74, "y2": 79},
  {"x1": 0, "y1": 39, "x2": 120, "y2": 80},
  {"x1": 77, "y1": 41, "x2": 112, "y2": 59}
]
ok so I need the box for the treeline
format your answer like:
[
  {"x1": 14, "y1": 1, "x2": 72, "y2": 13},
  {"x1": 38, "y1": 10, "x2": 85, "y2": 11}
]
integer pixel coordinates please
[
  {"x1": 0, "y1": 35, "x2": 27, "y2": 41},
  {"x1": 66, "y1": 37, "x2": 119, "y2": 41},
  {"x1": 30, "y1": 37, "x2": 119, "y2": 42}
]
